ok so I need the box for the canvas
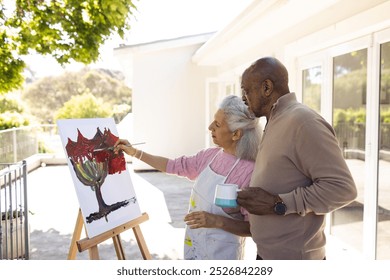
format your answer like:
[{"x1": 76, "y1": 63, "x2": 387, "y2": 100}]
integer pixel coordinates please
[{"x1": 57, "y1": 118, "x2": 141, "y2": 238}]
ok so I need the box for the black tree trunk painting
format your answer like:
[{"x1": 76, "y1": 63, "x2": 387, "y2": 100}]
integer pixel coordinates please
[{"x1": 66, "y1": 128, "x2": 136, "y2": 224}]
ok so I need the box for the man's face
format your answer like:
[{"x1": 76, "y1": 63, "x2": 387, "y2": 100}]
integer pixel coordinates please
[{"x1": 241, "y1": 72, "x2": 264, "y2": 118}]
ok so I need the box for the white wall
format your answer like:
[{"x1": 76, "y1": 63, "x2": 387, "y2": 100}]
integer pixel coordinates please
[{"x1": 115, "y1": 36, "x2": 216, "y2": 169}]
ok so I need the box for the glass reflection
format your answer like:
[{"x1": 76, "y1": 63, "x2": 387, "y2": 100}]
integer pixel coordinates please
[
  {"x1": 377, "y1": 41, "x2": 390, "y2": 259},
  {"x1": 302, "y1": 66, "x2": 322, "y2": 113},
  {"x1": 331, "y1": 49, "x2": 367, "y2": 253}
]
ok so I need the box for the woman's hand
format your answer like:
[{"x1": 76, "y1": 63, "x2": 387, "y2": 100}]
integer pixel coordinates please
[
  {"x1": 114, "y1": 139, "x2": 136, "y2": 156},
  {"x1": 184, "y1": 210, "x2": 251, "y2": 236},
  {"x1": 184, "y1": 211, "x2": 221, "y2": 229}
]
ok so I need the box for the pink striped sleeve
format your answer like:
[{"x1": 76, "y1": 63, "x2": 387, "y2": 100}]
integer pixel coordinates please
[{"x1": 166, "y1": 148, "x2": 220, "y2": 181}]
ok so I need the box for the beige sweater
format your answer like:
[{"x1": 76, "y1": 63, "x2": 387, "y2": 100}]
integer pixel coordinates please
[{"x1": 249, "y1": 93, "x2": 357, "y2": 260}]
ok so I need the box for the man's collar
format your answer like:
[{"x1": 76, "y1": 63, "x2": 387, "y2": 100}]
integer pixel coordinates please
[{"x1": 271, "y1": 92, "x2": 296, "y2": 111}]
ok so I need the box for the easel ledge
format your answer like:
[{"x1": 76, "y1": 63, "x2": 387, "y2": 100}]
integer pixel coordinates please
[{"x1": 68, "y1": 209, "x2": 152, "y2": 260}]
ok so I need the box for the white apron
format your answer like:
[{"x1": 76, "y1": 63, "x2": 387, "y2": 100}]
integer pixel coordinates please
[{"x1": 184, "y1": 150, "x2": 245, "y2": 260}]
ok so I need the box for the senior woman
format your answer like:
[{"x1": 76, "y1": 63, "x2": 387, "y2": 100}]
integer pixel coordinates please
[{"x1": 114, "y1": 95, "x2": 261, "y2": 260}]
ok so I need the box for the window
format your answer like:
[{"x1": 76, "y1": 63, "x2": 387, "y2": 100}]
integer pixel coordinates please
[
  {"x1": 377, "y1": 41, "x2": 390, "y2": 259},
  {"x1": 302, "y1": 66, "x2": 322, "y2": 113},
  {"x1": 331, "y1": 49, "x2": 367, "y2": 254}
]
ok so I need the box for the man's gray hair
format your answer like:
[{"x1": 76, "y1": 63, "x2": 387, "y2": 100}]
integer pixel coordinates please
[{"x1": 219, "y1": 95, "x2": 261, "y2": 161}]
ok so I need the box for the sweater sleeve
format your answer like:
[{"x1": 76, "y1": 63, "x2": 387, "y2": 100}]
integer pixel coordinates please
[
  {"x1": 280, "y1": 118, "x2": 358, "y2": 216},
  {"x1": 165, "y1": 148, "x2": 219, "y2": 181}
]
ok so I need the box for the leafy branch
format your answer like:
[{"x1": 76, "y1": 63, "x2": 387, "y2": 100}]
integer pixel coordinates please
[{"x1": 0, "y1": 0, "x2": 137, "y2": 94}]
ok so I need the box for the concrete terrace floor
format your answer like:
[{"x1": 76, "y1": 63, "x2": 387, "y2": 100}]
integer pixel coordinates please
[
  {"x1": 26, "y1": 163, "x2": 361, "y2": 260},
  {"x1": 27, "y1": 164, "x2": 191, "y2": 260}
]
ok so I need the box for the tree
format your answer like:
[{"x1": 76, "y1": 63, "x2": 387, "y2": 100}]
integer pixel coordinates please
[
  {"x1": 0, "y1": 93, "x2": 31, "y2": 129},
  {"x1": 0, "y1": 0, "x2": 136, "y2": 94},
  {"x1": 0, "y1": 93, "x2": 24, "y2": 113},
  {"x1": 0, "y1": 111, "x2": 30, "y2": 130},
  {"x1": 22, "y1": 67, "x2": 132, "y2": 123},
  {"x1": 54, "y1": 92, "x2": 111, "y2": 120}
]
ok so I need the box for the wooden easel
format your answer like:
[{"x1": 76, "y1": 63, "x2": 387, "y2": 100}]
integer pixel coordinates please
[{"x1": 68, "y1": 209, "x2": 152, "y2": 260}]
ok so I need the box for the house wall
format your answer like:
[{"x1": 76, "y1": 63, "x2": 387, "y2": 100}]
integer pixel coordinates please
[{"x1": 115, "y1": 37, "x2": 216, "y2": 169}]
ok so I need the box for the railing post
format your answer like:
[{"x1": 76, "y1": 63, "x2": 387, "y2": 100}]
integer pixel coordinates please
[
  {"x1": 22, "y1": 160, "x2": 29, "y2": 260},
  {"x1": 12, "y1": 129, "x2": 17, "y2": 163},
  {"x1": 0, "y1": 162, "x2": 29, "y2": 260}
]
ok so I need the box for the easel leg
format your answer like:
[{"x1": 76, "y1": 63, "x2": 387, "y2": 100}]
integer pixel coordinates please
[
  {"x1": 71, "y1": 212, "x2": 151, "y2": 260},
  {"x1": 133, "y1": 225, "x2": 152, "y2": 260},
  {"x1": 68, "y1": 209, "x2": 84, "y2": 260},
  {"x1": 88, "y1": 245, "x2": 100, "y2": 260},
  {"x1": 113, "y1": 234, "x2": 126, "y2": 260}
]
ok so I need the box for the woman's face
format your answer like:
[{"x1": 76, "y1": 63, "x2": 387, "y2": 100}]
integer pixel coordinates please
[{"x1": 208, "y1": 109, "x2": 235, "y2": 151}]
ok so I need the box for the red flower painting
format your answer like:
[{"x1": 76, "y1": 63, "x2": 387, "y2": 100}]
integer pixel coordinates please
[{"x1": 66, "y1": 127, "x2": 135, "y2": 223}]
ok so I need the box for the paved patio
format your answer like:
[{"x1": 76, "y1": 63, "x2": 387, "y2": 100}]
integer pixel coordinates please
[{"x1": 27, "y1": 164, "x2": 189, "y2": 260}]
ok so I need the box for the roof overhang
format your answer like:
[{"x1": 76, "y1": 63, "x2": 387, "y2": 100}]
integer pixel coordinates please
[
  {"x1": 114, "y1": 32, "x2": 215, "y2": 55},
  {"x1": 192, "y1": 0, "x2": 388, "y2": 67}
]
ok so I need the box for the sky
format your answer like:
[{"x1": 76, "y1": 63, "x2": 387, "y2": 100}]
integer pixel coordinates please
[{"x1": 25, "y1": 0, "x2": 252, "y2": 77}]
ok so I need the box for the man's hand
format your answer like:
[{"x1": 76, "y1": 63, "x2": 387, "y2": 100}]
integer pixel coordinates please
[{"x1": 237, "y1": 187, "x2": 277, "y2": 215}]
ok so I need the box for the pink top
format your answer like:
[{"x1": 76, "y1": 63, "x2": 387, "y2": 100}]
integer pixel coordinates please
[{"x1": 166, "y1": 147, "x2": 255, "y2": 219}]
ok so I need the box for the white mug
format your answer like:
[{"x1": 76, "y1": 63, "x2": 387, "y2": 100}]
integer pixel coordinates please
[{"x1": 214, "y1": 183, "x2": 239, "y2": 207}]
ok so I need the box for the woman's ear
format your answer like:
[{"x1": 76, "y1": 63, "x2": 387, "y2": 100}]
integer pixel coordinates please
[{"x1": 232, "y1": 129, "x2": 243, "y2": 141}]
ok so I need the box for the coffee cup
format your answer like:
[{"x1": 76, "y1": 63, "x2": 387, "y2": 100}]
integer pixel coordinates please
[{"x1": 214, "y1": 183, "x2": 239, "y2": 207}]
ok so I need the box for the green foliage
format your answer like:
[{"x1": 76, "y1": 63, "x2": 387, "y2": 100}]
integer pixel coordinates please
[
  {"x1": 302, "y1": 84, "x2": 321, "y2": 113},
  {"x1": 0, "y1": 32, "x2": 26, "y2": 94},
  {"x1": 0, "y1": 0, "x2": 137, "y2": 94},
  {"x1": 112, "y1": 103, "x2": 131, "y2": 123},
  {"x1": 334, "y1": 50, "x2": 367, "y2": 77},
  {"x1": 0, "y1": 111, "x2": 30, "y2": 130},
  {"x1": 0, "y1": 93, "x2": 24, "y2": 113},
  {"x1": 0, "y1": 92, "x2": 31, "y2": 129},
  {"x1": 381, "y1": 108, "x2": 390, "y2": 123},
  {"x1": 80, "y1": 69, "x2": 132, "y2": 105},
  {"x1": 333, "y1": 107, "x2": 390, "y2": 127},
  {"x1": 333, "y1": 108, "x2": 366, "y2": 125},
  {"x1": 333, "y1": 69, "x2": 367, "y2": 110},
  {"x1": 54, "y1": 92, "x2": 111, "y2": 120},
  {"x1": 333, "y1": 108, "x2": 366, "y2": 139},
  {"x1": 21, "y1": 67, "x2": 132, "y2": 123},
  {"x1": 38, "y1": 139, "x2": 52, "y2": 154}
]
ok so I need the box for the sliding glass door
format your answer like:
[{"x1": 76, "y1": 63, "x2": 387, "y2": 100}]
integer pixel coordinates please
[
  {"x1": 377, "y1": 41, "x2": 390, "y2": 259},
  {"x1": 330, "y1": 49, "x2": 368, "y2": 253},
  {"x1": 302, "y1": 66, "x2": 322, "y2": 114}
]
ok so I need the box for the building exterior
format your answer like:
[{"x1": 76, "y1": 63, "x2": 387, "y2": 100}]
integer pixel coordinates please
[
  {"x1": 114, "y1": 0, "x2": 390, "y2": 259},
  {"x1": 114, "y1": 33, "x2": 216, "y2": 169}
]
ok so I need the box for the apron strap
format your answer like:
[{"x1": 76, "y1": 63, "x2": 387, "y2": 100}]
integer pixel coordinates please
[
  {"x1": 209, "y1": 149, "x2": 241, "y2": 183},
  {"x1": 209, "y1": 149, "x2": 221, "y2": 163},
  {"x1": 225, "y1": 157, "x2": 240, "y2": 182}
]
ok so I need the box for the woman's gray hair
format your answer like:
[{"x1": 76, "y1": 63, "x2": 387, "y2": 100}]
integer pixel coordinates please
[{"x1": 219, "y1": 95, "x2": 261, "y2": 161}]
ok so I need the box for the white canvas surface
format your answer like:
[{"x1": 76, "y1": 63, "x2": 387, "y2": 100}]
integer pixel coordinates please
[{"x1": 57, "y1": 118, "x2": 141, "y2": 238}]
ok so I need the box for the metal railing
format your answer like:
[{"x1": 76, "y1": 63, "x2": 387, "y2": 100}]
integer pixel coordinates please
[
  {"x1": 335, "y1": 123, "x2": 390, "y2": 160},
  {"x1": 0, "y1": 160, "x2": 29, "y2": 259},
  {"x1": 0, "y1": 124, "x2": 61, "y2": 164}
]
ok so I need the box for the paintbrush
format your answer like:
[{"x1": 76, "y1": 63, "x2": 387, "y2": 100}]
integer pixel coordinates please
[{"x1": 93, "y1": 142, "x2": 145, "y2": 152}]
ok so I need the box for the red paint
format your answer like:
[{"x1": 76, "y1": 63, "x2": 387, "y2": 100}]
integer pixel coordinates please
[{"x1": 65, "y1": 127, "x2": 126, "y2": 174}]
